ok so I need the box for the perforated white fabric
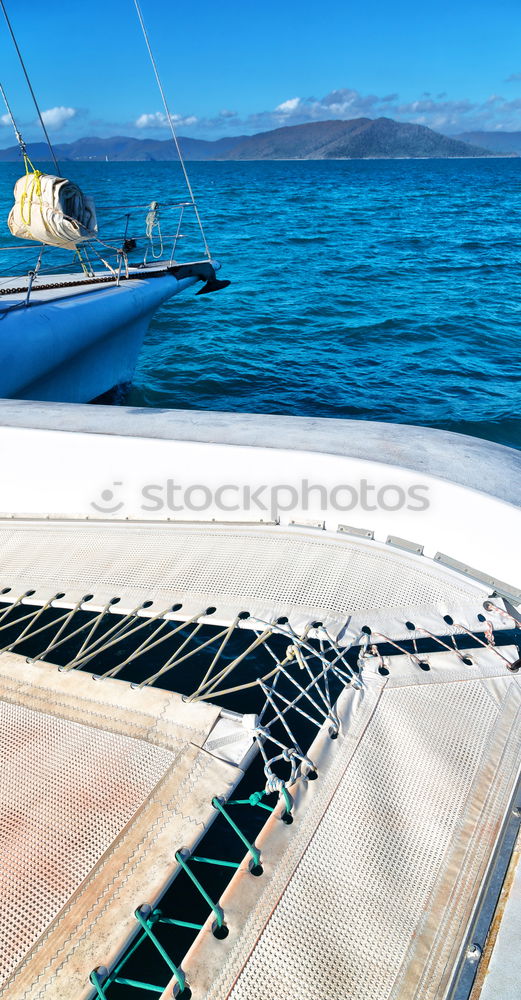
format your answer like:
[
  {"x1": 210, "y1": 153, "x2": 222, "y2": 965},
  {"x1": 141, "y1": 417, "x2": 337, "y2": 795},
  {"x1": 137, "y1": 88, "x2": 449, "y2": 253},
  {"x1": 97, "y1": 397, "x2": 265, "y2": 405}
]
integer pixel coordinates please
[
  {"x1": 0, "y1": 699, "x2": 173, "y2": 988},
  {"x1": 0, "y1": 521, "x2": 484, "y2": 622},
  {"x1": 229, "y1": 683, "x2": 499, "y2": 999},
  {"x1": 190, "y1": 661, "x2": 521, "y2": 1000}
]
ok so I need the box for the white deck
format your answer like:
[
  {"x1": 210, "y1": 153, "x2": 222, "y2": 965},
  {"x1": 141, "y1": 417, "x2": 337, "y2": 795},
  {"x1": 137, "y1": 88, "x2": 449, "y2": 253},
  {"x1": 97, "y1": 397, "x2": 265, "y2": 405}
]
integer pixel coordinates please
[
  {"x1": 0, "y1": 402, "x2": 516, "y2": 505},
  {"x1": 0, "y1": 417, "x2": 519, "y2": 599}
]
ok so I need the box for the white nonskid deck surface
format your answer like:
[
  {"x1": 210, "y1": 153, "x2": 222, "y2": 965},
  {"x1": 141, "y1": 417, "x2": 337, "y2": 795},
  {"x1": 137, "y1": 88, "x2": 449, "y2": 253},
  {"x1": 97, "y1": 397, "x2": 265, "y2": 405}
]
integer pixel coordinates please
[
  {"x1": 0, "y1": 519, "x2": 493, "y2": 640},
  {"x1": 178, "y1": 647, "x2": 521, "y2": 1000},
  {"x1": 0, "y1": 654, "x2": 252, "y2": 1000}
]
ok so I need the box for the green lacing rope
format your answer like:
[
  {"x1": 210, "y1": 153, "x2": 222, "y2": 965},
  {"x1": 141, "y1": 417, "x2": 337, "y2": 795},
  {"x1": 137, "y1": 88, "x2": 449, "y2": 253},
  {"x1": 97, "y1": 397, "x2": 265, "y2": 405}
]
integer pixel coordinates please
[
  {"x1": 191, "y1": 856, "x2": 241, "y2": 868},
  {"x1": 212, "y1": 796, "x2": 261, "y2": 867},
  {"x1": 175, "y1": 850, "x2": 224, "y2": 929},
  {"x1": 89, "y1": 787, "x2": 293, "y2": 995},
  {"x1": 228, "y1": 789, "x2": 273, "y2": 812},
  {"x1": 229, "y1": 785, "x2": 293, "y2": 819},
  {"x1": 158, "y1": 915, "x2": 204, "y2": 930},
  {"x1": 134, "y1": 906, "x2": 186, "y2": 993},
  {"x1": 112, "y1": 978, "x2": 164, "y2": 993}
]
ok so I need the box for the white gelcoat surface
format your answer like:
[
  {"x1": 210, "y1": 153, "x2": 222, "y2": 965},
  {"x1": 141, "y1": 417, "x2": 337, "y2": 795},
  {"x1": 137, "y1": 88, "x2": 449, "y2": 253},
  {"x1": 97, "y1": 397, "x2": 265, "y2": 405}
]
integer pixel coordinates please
[{"x1": 0, "y1": 423, "x2": 518, "y2": 592}]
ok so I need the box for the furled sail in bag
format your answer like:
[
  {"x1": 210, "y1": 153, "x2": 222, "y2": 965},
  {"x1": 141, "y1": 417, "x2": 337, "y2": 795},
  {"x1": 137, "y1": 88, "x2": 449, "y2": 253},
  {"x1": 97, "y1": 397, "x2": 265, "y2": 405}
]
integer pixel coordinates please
[{"x1": 8, "y1": 171, "x2": 98, "y2": 249}]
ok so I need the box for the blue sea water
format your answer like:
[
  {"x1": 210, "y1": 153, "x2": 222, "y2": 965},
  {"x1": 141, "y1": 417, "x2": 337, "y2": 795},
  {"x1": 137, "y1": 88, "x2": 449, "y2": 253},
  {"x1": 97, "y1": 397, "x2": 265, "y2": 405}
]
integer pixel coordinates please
[{"x1": 1, "y1": 158, "x2": 520, "y2": 448}]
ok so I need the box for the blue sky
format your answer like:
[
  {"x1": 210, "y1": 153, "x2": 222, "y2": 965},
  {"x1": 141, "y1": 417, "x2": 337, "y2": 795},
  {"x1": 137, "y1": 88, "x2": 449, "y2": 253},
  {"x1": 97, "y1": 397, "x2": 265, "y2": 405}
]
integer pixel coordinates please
[{"x1": 1, "y1": 0, "x2": 521, "y2": 146}]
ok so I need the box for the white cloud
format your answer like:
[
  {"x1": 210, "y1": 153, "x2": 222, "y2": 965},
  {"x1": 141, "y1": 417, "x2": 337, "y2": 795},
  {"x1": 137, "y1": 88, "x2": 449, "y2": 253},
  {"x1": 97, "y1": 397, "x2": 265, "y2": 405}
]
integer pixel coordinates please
[
  {"x1": 0, "y1": 113, "x2": 11, "y2": 127},
  {"x1": 135, "y1": 111, "x2": 166, "y2": 128},
  {"x1": 178, "y1": 115, "x2": 198, "y2": 126},
  {"x1": 135, "y1": 110, "x2": 198, "y2": 129},
  {"x1": 241, "y1": 87, "x2": 521, "y2": 135},
  {"x1": 275, "y1": 97, "x2": 301, "y2": 113},
  {"x1": 40, "y1": 106, "x2": 77, "y2": 129}
]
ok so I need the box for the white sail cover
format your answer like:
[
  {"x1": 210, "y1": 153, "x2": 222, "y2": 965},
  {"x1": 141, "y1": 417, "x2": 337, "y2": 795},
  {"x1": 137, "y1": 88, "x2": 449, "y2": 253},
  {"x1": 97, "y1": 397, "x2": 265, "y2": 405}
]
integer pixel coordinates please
[{"x1": 8, "y1": 171, "x2": 97, "y2": 249}]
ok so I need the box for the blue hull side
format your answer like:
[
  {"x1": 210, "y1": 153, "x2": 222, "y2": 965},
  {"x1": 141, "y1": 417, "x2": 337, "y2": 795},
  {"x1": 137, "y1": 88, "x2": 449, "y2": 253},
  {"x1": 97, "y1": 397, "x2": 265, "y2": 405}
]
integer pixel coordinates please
[{"x1": 0, "y1": 273, "x2": 197, "y2": 403}]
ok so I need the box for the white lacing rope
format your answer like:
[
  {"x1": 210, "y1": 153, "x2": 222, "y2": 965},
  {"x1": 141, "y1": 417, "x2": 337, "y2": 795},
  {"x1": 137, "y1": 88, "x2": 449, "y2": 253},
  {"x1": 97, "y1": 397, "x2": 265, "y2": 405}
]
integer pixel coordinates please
[
  {"x1": 30, "y1": 600, "x2": 114, "y2": 665},
  {"x1": 31, "y1": 598, "x2": 86, "y2": 663},
  {"x1": 63, "y1": 602, "x2": 168, "y2": 671},
  {"x1": 259, "y1": 680, "x2": 306, "y2": 758}
]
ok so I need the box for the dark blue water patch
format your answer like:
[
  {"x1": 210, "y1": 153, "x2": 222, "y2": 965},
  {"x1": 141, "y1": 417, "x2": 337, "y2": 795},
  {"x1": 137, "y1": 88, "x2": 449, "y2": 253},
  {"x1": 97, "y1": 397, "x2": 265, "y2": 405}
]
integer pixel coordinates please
[{"x1": 0, "y1": 157, "x2": 520, "y2": 449}]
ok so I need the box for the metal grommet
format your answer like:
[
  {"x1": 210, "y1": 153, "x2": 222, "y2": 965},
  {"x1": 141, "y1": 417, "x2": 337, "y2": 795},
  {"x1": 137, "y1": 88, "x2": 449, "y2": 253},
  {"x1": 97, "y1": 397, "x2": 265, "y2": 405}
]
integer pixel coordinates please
[{"x1": 466, "y1": 943, "x2": 482, "y2": 964}]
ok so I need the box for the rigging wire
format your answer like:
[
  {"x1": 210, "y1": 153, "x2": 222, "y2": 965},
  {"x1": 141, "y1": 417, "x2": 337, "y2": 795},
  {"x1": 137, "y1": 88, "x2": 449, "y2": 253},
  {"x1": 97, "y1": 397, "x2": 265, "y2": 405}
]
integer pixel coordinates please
[
  {"x1": 133, "y1": 0, "x2": 211, "y2": 259},
  {"x1": 0, "y1": 81, "x2": 27, "y2": 157},
  {"x1": 0, "y1": 0, "x2": 61, "y2": 175}
]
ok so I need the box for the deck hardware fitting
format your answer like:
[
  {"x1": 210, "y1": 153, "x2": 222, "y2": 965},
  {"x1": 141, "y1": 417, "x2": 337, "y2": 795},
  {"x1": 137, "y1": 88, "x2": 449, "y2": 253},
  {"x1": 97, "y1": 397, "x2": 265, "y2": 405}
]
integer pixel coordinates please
[
  {"x1": 337, "y1": 524, "x2": 374, "y2": 539},
  {"x1": 434, "y1": 552, "x2": 521, "y2": 603},
  {"x1": 386, "y1": 535, "x2": 424, "y2": 555}
]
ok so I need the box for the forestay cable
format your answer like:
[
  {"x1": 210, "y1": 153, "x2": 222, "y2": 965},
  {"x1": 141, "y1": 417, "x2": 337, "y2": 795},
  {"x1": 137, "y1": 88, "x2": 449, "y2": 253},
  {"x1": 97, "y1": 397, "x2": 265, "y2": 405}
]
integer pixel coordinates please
[
  {"x1": 0, "y1": 81, "x2": 27, "y2": 159},
  {"x1": 133, "y1": 0, "x2": 211, "y2": 259}
]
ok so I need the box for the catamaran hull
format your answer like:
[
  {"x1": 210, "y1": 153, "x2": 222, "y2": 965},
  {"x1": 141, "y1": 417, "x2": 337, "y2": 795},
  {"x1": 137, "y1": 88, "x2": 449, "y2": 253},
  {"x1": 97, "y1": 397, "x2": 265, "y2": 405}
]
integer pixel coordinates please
[{"x1": 0, "y1": 271, "x2": 198, "y2": 403}]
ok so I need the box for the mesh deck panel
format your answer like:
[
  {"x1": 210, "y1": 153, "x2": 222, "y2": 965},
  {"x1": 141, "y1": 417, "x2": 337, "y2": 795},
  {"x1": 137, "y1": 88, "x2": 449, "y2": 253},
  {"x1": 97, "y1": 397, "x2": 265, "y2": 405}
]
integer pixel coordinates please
[
  {"x1": 181, "y1": 651, "x2": 521, "y2": 1000},
  {"x1": 0, "y1": 655, "x2": 248, "y2": 1000},
  {"x1": 0, "y1": 520, "x2": 486, "y2": 629},
  {"x1": 0, "y1": 700, "x2": 174, "y2": 987}
]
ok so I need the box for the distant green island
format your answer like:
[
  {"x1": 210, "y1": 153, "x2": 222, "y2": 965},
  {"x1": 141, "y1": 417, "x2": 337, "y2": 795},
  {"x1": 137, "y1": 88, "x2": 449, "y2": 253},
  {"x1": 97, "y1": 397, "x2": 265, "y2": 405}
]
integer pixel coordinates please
[{"x1": 0, "y1": 116, "x2": 518, "y2": 162}]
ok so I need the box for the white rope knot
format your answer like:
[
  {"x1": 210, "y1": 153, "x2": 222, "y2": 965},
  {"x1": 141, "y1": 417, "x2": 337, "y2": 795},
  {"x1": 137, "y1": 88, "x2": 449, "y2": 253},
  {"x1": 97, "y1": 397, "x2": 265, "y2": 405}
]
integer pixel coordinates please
[{"x1": 265, "y1": 773, "x2": 285, "y2": 793}]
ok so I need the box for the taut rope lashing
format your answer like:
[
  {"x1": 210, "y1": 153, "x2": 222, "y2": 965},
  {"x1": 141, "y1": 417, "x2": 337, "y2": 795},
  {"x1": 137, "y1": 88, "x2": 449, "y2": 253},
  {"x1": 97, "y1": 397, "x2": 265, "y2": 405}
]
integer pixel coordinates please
[{"x1": 133, "y1": 0, "x2": 211, "y2": 260}]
